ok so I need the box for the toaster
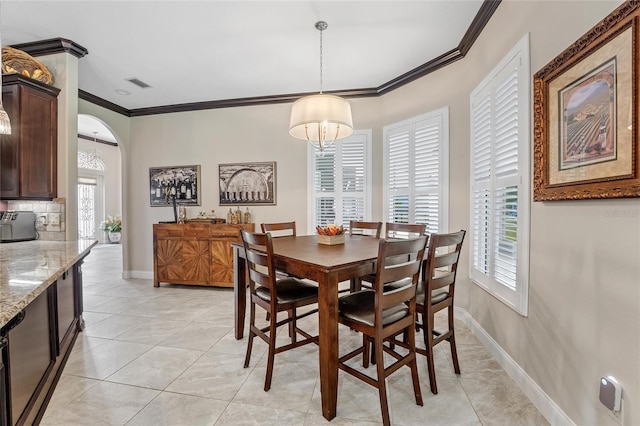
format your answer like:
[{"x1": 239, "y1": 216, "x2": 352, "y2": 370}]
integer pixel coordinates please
[{"x1": 0, "y1": 211, "x2": 37, "y2": 242}]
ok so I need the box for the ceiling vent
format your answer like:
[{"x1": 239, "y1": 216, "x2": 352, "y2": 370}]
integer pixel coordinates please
[{"x1": 126, "y1": 78, "x2": 151, "y2": 89}]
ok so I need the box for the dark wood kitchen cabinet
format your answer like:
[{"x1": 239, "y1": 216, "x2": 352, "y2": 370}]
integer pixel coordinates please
[
  {"x1": 0, "y1": 74, "x2": 60, "y2": 200},
  {"x1": 5, "y1": 292, "x2": 53, "y2": 426},
  {"x1": 0, "y1": 258, "x2": 86, "y2": 426}
]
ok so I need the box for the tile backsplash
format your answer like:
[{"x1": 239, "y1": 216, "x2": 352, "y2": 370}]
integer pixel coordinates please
[{"x1": 6, "y1": 198, "x2": 66, "y2": 241}]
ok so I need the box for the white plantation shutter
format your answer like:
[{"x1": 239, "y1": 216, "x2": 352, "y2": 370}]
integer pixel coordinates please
[
  {"x1": 308, "y1": 131, "x2": 371, "y2": 232},
  {"x1": 472, "y1": 88, "x2": 492, "y2": 275},
  {"x1": 383, "y1": 108, "x2": 449, "y2": 234},
  {"x1": 470, "y1": 34, "x2": 530, "y2": 316}
]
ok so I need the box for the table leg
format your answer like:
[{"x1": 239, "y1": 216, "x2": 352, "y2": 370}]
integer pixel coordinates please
[
  {"x1": 234, "y1": 245, "x2": 247, "y2": 340},
  {"x1": 318, "y1": 271, "x2": 339, "y2": 420}
]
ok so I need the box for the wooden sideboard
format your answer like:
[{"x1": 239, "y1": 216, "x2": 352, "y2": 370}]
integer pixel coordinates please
[{"x1": 153, "y1": 222, "x2": 254, "y2": 288}]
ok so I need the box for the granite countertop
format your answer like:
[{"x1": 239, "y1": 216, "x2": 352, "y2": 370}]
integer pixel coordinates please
[{"x1": 0, "y1": 239, "x2": 97, "y2": 329}]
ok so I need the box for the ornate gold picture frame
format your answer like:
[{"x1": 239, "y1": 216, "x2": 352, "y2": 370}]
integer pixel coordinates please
[{"x1": 533, "y1": 2, "x2": 640, "y2": 201}]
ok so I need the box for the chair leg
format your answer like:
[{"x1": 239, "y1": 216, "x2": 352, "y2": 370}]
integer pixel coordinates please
[
  {"x1": 362, "y1": 335, "x2": 370, "y2": 368},
  {"x1": 244, "y1": 302, "x2": 256, "y2": 368},
  {"x1": 290, "y1": 309, "x2": 297, "y2": 344},
  {"x1": 448, "y1": 305, "x2": 460, "y2": 374},
  {"x1": 350, "y1": 277, "x2": 362, "y2": 292},
  {"x1": 407, "y1": 323, "x2": 423, "y2": 406},
  {"x1": 264, "y1": 309, "x2": 278, "y2": 391},
  {"x1": 422, "y1": 311, "x2": 438, "y2": 394},
  {"x1": 374, "y1": 336, "x2": 391, "y2": 426}
]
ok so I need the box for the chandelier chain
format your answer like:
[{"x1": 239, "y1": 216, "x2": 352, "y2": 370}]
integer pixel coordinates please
[{"x1": 319, "y1": 24, "x2": 324, "y2": 94}]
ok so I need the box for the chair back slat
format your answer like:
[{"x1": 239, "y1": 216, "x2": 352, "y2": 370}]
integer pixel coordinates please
[
  {"x1": 429, "y1": 272, "x2": 455, "y2": 291},
  {"x1": 432, "y1": 251, "x2": 460, "y2": 269},
  {"x1": 385, "y1": 222, "x2": 426, "y2": 239},
  {"x1": 349, "y1": 221, "x2": 382, "y2": 238},
  {"x1": 261, "y1": 221, "x2": 296, "y2": 238}
]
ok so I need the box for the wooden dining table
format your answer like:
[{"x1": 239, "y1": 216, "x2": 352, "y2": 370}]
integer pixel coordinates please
[{"x1": 232, "y1": 234, "x2": 380, "y2": 421}]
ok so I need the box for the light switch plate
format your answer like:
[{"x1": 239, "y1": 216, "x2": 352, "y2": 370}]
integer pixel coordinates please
[{"x1": 49, "y1": 213, "x2": 59, "y2": 226}]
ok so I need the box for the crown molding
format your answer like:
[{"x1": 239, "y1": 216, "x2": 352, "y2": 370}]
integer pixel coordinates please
[
  {"x1": 10, "y1": 37, "x2": 88, "y2": 59},
  {"x1": 459, "y1": 0, "x2": 502, "y2": 55},
  {"x1": 127, "y1": 88, "x2": 379, "y2": 117},
  {"x1": 78, "y1": 90, "x2": 131, "y2": 117}
]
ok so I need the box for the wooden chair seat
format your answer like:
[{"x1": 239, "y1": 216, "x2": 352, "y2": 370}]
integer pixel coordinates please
[
  {"x1": 255, "y1": 278, "x2": 318, "y2": 305},
  {"x1": 385, "y1": 280, "x2": 449, "y2": 305},
  {"x1": 338, "y1": 289, "x2": 410, "y2": 327}
]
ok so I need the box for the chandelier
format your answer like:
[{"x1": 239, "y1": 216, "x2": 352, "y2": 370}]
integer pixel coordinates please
[
  {"x1": 83, "y1": 132, "x2": 103, "y2": 169},
  {"x1": 289, "y1": 21, "x2": 353, "y2": 154}
]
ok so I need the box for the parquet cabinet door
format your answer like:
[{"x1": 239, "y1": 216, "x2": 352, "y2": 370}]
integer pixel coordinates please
[
  {"x1": 210, "y1": 238, "x2": 235, "y2": 287},
  {"x1": 182, "y1": 240, "x2": 210, "y2": 282},
  {"x1": 155, "y1": 239, "x2": 183, "y2": 282}
]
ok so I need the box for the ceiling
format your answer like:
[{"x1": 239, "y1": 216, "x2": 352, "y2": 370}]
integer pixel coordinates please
[{"x1": 2, "y1": 0, "x2": 488, "y2": 138}]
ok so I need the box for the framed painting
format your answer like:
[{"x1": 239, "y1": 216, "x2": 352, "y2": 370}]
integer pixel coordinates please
[
  {"x1": 149, "y1": 165, "x2": 201, "y2": 206},
  {"x1": 219, "y1": 161, "x2": 276, "y2": 205},
  {"x1": 533, "y1": 2, "x2": 640, "y2": 200}
]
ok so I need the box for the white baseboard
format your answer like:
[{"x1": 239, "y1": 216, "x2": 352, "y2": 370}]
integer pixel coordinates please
[
  {"x1": 455, "y1": 307, "x2": 574, "y2": 426},
  {"x1": 125, "y1": 270, "x2": 154, "y2": 280}
]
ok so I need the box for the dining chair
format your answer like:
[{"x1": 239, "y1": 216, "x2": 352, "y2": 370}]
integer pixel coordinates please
[
  {"x1": 348, "y1": 220, "x2": 382, "y2": 238},
  {"x1": 261, "y1": 221, "x2": 298, "y2": 281},
  {"x1": 347, "y1": 221, "x2": 383, "y2": 292},
  {"x1": 355, "y1": 222, "x2": 428, "y2": 292},
  {"x1": 414, "y1": 230, "x2": 466, "y2": 394},
  {"x1": 261, "y1": 221, "x2": 296, "y2": 238},
  {"x1": 337, "y1": 236, "x2": 428, "y2": 426},
  {"x1": 240, "y1": 230, "x2": 319, "y2": 391}
]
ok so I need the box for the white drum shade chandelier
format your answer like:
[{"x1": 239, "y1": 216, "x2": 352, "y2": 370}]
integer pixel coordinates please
[{"x1": 289, "y1": 21, "x2": 353, "y2": 154}]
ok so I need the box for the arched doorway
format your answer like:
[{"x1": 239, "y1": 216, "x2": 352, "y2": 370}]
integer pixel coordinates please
[{"x1": 77, "y1": 115, "x2": 122, "y2": 243}]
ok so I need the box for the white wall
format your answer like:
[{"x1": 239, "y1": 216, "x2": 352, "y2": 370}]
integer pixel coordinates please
[{"x1": 77, "y1": 2, "x2": 639, "y2": 424}]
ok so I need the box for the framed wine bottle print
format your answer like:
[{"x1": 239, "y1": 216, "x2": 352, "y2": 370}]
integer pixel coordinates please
[{"x1": 149, "y1": 165, "x2": 201, "y2": 206}]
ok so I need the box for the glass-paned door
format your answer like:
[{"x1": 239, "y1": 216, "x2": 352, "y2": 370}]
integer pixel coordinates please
[{"x1": 78, "y1": 176, "x2": 99, "y2": 239}]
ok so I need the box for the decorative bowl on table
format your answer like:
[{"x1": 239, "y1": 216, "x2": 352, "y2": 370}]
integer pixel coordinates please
[{"x1": 316, "y1": 224, "x2": 345, "y2": 245}]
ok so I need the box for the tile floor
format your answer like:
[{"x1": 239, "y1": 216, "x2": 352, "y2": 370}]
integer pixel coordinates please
[{"x1": 41, "y1": 243, "x2": 548, "y2": 425}]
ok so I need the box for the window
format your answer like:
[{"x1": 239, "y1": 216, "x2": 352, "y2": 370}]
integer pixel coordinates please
[
  {"x1": 307, "y1": 130, "x2": 372, "y2": 232},
  {"x1": 383, "y1": 107, "x2": 449, "y2": 235},
  {"x1": 470, "y1": 34, "x2": 530, "y2": 316}
]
